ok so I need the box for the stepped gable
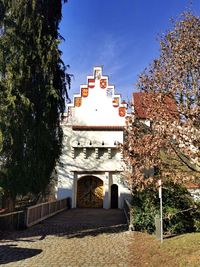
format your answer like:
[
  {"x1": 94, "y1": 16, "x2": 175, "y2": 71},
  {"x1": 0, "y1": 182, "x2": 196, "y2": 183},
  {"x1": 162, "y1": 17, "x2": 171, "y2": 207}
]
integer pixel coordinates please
[{"x1": 66, "y1": 67, "x2": 127, "y2": 126}]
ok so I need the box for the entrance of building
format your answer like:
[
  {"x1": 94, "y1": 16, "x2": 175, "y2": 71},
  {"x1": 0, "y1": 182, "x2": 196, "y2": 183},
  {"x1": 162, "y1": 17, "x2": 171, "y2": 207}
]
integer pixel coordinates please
[
  {"x1": 111, "y1": 184, "x2": 118, "y2": 208},
  {"x1": 77, "y1": 176, "x2": 103, "y2": 208}
]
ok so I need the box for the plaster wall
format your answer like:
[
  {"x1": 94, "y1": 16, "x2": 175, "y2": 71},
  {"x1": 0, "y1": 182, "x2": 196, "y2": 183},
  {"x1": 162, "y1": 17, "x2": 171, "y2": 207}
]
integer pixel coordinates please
[{"x1": 56, "y1": 66, "x2": 131, "y2": 209}]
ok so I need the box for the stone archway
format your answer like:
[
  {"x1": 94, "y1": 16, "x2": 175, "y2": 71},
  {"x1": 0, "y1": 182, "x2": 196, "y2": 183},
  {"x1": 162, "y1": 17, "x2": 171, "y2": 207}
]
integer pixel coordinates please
[{"x1": 77, "y1": 176, "x2": 103, "y2": 208}]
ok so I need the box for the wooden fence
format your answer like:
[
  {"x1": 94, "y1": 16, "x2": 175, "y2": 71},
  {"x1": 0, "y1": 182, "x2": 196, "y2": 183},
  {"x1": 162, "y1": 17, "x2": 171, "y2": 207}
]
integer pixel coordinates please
[
  {"x1": 26, "y1": 198, "x2": 68, "y2": 227},
  {"x1": 0, "y1": 210, "x2": 25, "y2": 230},
  {"x1": 123, "y1": 199, "x2": 134, "y2": 231}
]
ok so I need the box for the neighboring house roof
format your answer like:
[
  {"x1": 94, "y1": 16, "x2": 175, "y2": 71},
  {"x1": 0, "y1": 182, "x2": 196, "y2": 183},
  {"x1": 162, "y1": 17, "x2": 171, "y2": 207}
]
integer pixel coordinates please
[
  {"x1": 132, "y1": 92, "x2": 177, "y2": 119},
  {"x1": 185, "y1": 183, "x2": 200, "y2": 189}
]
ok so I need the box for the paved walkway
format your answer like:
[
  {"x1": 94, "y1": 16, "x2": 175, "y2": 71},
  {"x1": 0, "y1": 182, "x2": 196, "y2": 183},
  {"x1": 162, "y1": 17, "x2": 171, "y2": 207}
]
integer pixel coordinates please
[{"x1": 0, "y1": 209, "x2": 135, "y2": 267}]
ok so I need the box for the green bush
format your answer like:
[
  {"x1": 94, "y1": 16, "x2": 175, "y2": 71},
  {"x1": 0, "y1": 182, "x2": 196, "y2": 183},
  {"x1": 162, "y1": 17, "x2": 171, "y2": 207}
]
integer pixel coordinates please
[
  {"x1": 193, "y1": 201, "x2": 200, "y2": 232},
  {"x1": 131, "y1": 182, "x2": 198, "y2": 234}
]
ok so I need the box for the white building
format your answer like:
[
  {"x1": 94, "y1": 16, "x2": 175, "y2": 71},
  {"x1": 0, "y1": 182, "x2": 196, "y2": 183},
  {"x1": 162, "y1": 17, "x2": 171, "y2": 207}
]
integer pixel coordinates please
[{"x1": 56, "y1": 67, "x2": 131, "y2": 209}]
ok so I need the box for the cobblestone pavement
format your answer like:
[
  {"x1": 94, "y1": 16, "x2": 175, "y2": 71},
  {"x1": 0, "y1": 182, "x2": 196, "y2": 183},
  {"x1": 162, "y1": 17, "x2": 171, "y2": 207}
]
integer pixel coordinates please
[{"x1": 0, "y1": 209, "x2": 135, "y2": 267}]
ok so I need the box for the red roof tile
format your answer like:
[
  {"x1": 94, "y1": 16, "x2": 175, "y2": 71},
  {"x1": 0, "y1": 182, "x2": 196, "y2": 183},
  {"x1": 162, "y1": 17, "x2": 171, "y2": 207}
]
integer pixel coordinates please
[
  {"x1": 185, "y1": 183, "x2": 200, "y2": 189},
  {"x1": 132, "y1": 92, "x2": 177, "y2": 119}
]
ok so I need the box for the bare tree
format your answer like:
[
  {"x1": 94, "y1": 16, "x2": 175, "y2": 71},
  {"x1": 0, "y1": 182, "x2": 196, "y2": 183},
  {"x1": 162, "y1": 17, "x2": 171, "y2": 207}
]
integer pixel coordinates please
[{"x1": 123, "y1": 12, "x2": 200, "y2": 190}]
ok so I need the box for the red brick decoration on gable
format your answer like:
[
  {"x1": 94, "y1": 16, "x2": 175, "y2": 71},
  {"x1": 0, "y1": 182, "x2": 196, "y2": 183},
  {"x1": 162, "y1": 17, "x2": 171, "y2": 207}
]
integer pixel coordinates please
[
  {"x1": 94, "y1": 69, "x2": 101, "y2": 80},
  {"x1": 88, "y1": 78, "x2": 95, "y2": 89},
  {"x1": 74, "y1": 97, "x2": 82, "y2": 107},
  {"x1": 119, "y1": 107, "x2": 126, "y2": 117},
  {"x1": 112, "y1": 97, "x2": 119, "y2": 107},
  {"x1": 100, "y1": 79, "x2": 107, "y2": 89},
  {"x1": 121, "y1": 100, "x2": 127, "y2": 106},
  {"x1": 81, "y1": 87, "x2": 89, "y2": 98}
]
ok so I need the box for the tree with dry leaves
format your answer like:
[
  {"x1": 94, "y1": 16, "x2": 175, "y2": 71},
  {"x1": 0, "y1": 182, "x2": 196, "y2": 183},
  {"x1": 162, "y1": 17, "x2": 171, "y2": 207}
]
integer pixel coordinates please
[{"x1": 123, "y1": 12, "x2": 200, "y2": 191}]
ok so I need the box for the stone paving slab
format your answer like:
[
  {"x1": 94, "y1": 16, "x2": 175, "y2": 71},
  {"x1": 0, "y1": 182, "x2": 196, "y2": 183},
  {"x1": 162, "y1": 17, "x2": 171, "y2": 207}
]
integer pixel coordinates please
[{"x1": 0, "y1": 209, "x2": 135, "y2": 267}]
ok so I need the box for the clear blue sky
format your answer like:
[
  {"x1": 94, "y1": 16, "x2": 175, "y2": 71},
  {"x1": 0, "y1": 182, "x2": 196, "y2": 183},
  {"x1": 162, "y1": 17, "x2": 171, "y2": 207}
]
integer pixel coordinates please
[{"x1": 60, "y1": 0, "x2": 200, "y2": 102}]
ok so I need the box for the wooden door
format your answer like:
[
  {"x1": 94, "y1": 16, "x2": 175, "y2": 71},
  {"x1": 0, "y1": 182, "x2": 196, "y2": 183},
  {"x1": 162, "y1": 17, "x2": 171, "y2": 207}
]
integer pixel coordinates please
[{"x1": 77, "y1": 176, "x2": 103, "y2": 208}]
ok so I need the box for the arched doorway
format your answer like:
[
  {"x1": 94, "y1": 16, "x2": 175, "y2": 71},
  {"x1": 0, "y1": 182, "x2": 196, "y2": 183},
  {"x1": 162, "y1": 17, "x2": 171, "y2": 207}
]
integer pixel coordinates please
[
  {"x1": 77, "y1": 176, "x2": 103, "y2": 208},
  {"x1": 111, "y1": 184, "x2": 118, "y2": 208}
]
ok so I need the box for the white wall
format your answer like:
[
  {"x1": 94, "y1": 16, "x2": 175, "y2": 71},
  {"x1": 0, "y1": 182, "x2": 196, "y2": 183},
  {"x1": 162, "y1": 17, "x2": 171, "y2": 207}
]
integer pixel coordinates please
[{"x1": 56, "y1": 66, "x2": 131, "y2": 208}]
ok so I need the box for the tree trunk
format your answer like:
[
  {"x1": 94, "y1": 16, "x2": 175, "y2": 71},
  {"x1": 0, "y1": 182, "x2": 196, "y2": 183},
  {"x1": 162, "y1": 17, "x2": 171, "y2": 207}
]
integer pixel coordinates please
[{"x1": 2, "y1": 193, "x2": 16, "y2": 212}]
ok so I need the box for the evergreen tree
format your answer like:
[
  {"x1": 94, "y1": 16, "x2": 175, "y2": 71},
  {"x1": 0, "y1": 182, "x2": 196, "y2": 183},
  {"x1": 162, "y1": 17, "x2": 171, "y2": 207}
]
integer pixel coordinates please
[{"x1": 0, "y1": 0, "x2": 70, "y2": 210}]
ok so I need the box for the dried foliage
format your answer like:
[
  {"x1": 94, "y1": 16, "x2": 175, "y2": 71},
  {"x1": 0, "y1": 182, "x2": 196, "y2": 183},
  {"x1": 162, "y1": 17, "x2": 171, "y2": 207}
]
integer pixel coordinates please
[{"x1": 123, "y1": 12, "x2": 200, "y2": 190}]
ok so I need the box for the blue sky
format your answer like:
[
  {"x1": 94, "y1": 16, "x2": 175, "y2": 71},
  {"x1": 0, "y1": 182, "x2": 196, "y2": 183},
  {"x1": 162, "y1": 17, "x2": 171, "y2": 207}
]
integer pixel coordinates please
[{"x1": 60, "y1": 0, "x2": 200, "y2": 102}]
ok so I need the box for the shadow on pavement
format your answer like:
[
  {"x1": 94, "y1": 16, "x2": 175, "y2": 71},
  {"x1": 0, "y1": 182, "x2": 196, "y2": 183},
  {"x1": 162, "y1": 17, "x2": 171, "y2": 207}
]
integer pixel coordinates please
[
  {"x1": 64, "y1": 224, "x2": 127, "y2": 239},
  {"x1": 0, "y1": 245, "x2": 42, "y2": 264},
  {"x1": 1, "y1": 209, "x2": 128, "y2": 242}
]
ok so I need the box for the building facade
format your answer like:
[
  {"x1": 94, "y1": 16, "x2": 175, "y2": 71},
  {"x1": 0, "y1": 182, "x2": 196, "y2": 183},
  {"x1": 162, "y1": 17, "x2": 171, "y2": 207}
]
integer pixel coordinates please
[{"x1": 56, "y1": 67, "x2": 131, "y2": 209}]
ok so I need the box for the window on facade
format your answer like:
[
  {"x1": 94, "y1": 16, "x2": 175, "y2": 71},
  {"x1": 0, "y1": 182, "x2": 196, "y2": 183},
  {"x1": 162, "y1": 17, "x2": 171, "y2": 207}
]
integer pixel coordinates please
[
  {"x1": 74, "y1": 148, "x2": 82, "y2": 158},
  {"x1": 98, "y1": 148, "x2": 107, "y2": 159}
]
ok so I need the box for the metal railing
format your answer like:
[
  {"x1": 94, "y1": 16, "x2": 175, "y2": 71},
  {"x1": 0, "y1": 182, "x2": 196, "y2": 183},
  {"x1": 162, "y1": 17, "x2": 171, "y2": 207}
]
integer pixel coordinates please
[
  {"x1": 123, "y1": 199, "x2": 134, "y2": 231},
  {"x1": 26, "y1": 198, "x2": 68, "y2": 227}
]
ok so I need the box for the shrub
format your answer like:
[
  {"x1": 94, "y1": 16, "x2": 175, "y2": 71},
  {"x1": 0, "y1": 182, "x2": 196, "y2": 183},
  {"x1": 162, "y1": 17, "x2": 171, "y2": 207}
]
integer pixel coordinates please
[{"x1": 131, "y1": 182, "x2": 197, "y2": 234}]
